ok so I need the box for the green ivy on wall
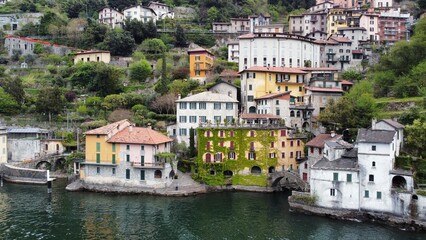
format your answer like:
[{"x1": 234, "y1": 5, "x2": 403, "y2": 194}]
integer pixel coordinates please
[{"x1": 194, "y1": 127, "x2": 279, "y2": 186}]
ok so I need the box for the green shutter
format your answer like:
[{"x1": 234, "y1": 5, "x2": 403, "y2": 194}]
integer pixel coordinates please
[
  {"x1": 365, "y1": 190, "x2": 369, "y2": 198},
  {"x1": 141, "y1": 155, "x2": 145, "y2": 165},
  {"x1": 377, "y1": 191, "x2": 382, "y2": 199},
  {"x1": 112, "y1": 143, "x2": 116, "y2": 152},
  {"x1": 346, "y1": 174, "x2": 352, "y2": 182},
  {"x1": 333, "y1": 172, "x2": 338, "y2": 181},
  {"x1": 96, "y1": 142, "x2": 100, "y2": 152},
  {"x1": 126, "y1": 154, "x2": 130, "y2": 162},
  {"x1": 112, "y1": 154, "x2": 116, "y2": 164},
  {"x1": 140, "y1": 170, "x2": 145, "y2": 180},
  {"x1": 126, "y1": 169, "x2": 130, "y2": 179},
  {"x1": 96, "y1": 153, "x2": 100, "y2": 163}
]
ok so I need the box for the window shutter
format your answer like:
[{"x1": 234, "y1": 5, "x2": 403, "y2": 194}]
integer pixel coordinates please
[{"x1": 220, "y1": 153, "x2": 223, "y2": 161}]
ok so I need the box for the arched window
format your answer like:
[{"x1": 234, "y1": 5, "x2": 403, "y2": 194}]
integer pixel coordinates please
[
  {"x1": 154, "y1": 170, "x2": 162, "y2": 179},
  {"x1": 296, "y1": 111, "x2": 301, "y2": 117},
  {"x1": 251, "y1": 166, "x2": 261, "y2": 175},
  {"x1": 223, "y1": 170, "x2": 233, "y2": 178},
  {"x1": 290, "y1": 111, "x2": 295, "y2": 117},
  {"x1": 268, "y1": 166, "x2": 275, "y2": 173}
]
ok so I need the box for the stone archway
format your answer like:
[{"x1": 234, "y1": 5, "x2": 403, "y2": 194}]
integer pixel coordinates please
[
  {"x1": 154, "y1": 170, "x2": 162, "y2": 179},
  {"x1": 268, "y1": 166, "x2": 275, "y2": 173},
  {"x1": 392, "y1": 176, "x2": 407, "y2": 189},
  {"x1": 251, "y1": 166, "x2": 261, "y2": 175},
  {"x1": 36, "y1": 161, "x2": 52, "y2": 170}
]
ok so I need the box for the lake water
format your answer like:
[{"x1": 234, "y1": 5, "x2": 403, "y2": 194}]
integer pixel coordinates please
[{"x1": 0, "y1": 179, "x2": 424, "y2": 239}]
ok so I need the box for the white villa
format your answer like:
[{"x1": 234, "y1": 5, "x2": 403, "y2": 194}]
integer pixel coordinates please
[{"x1": 123, "y1": 5, "x2": 157, "y2": 24}]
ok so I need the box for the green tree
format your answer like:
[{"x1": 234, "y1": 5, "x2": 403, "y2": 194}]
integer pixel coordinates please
[
  {"x1": 174, "y1": 24, "x2": 187, "y2": 48},
  {"x1": 341, "y1": 69, "x2": 363, "y2": 82},
  {"x1": 207, "y1": 6, "x2": 219, "y2": 23},
  {"x1": 139, "y1": 38, "x2": 166, "y2": 54},
  {"x1": 35, "y1": 87, "x2": 66, "y2": 122},
  {"x1": 101, "y1": 94, "x2": 127, "y2": 111},
  {"x1": 0, "y1": 87, "x2": 19, "y2": 114},
  {"x1": 0, "y1": 77, "x2": 25, "y2": 106},
  {"x1": 155, "y1": 52, "x2": 169, "y2": 95},
  {"x1": 129, "y1": 59, "x2": 152, "y2": 82},
  {"x1": 102, "y1": 29, "x2": 136, "y2": 56},
  {"x1": 124, "y1": 19, "x2": 146, "y2": 44},
  {"x1": 189, "y1": 127, "x2": 196, "y2": 157},
  {"x1": 405, "y1": 119, "x2": 426, "y2": 158},
  {"x1": 80, "y1": 19, "x2": 109, "y2": 49}
]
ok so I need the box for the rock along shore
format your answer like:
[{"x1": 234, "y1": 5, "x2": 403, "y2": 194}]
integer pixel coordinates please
[{"x1": 289, "y1": 198, "x2": 426, "y2": 232}]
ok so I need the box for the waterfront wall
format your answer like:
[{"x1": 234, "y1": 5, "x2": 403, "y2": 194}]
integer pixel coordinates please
[{"x1": 0, "y1": 163, "x2": 47, "y2": 184}]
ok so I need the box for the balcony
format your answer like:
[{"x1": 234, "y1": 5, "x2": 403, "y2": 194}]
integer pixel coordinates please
[
  {"x1": 326, "y1": 51, "x2": 336, "y2": 55},
  {"x1": 131, "y1": 162, "x2": 165, "y2": 169},
  {"x1": 326, "y1": 58, "x2": 337, "y2": 64},
  {"x1": 339, "y1": 56, "x2": 350, "y2": 63}
]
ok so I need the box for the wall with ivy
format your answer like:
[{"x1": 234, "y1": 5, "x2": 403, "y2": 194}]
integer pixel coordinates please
[{"x1": 194, "y1": 127, "x2": 280, "y2": 186}]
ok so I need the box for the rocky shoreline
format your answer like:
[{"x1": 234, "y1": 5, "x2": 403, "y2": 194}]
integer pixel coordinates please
[{"x1": 289, "y1": 198, "x2": 426, "y2": 232}]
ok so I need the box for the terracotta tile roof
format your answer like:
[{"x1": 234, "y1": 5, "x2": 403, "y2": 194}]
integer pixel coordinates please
[
  {"x1": 305, "y1": 87, "x2": 344, "y2": 93},
  {"x1": 108, "y1": 127, "x2": 173, "y2": 145},
  {"x1": 188, "y1": 47, "x2": 213, "y2": 55},
  {"x1": 85, "y1": 119, "x2": 131, "y2": 135},
  {"x1": 352, "y1": 49, "x2": 363, "y2": 54},
  {"x1": 306, "y1": 133, "x2": 342, "y2": 148},
  {"x1": 219, "y1": 69, "x2": 240, "y2": 77},
  {"x1": 379, "y1": 119, "x2": 404, "y2": 129},
  {"x1": 301, "y1": 67, "x2": 339, "y2": 71},
  {"x1": 72, "y1": 50, "x2": 110, "y2": 55},
  {"x1": 241, "y1": 113, "x2": 281, "y2": 119},
  {"x1": 329, "y1": 36, "x2": 352, "y2": 43},
  {"x1": 238, "y1": 33, "x2": 255, "y2": 39},
  {"x1": 340, "y1": 80, "x2": 354, "y2": 85},
  {"x1": 255, "y1": 91, "x2": 291, "y2": 100},
  {"x1": 5, "y1": 35, "x2": 63, "y2": 47},
  {"x1": 314, "y1": 39, "x2": 338, "y2": 45},
  {"x1": 239, "y1": 66, "x2": 307, "y2": 74}
]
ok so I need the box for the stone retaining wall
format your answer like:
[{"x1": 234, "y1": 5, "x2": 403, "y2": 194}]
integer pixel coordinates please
[{"x1": 0, "y1": 163, "x2": 47, "y2": 184}]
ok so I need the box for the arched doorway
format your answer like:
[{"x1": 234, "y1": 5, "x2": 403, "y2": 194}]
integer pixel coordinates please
[
  {"x1": 249, "y1": 106, "x2": 256, "y2": 113},
  {"x1": 54, "y1": 158, "x2": 66, "y2": 172},
  {"x1": 268, "y1": 166, "x2": 275, "y2": 173},
  {"x1": 392, "y1": 176, "x2": 407, "y2": 189},
  {"x1": 154, "y1": 170, "x2": 162, "y2": 179},
  {"x1": 251, "y1": 166, "x2": 261, "y2": 175},
  {"x1": 223, "y1": 170, "x2": 233, "y2": 178}
]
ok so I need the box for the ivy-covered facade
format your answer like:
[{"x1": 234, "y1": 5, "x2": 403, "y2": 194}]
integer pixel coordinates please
[{"x1": 195, "y1": 125, "x2": 306, "y2": 186}]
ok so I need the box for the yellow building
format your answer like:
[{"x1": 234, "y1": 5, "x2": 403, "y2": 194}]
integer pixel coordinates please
[
  {"x1": 72, "y1": 50, "x2": 111, "y2": 64},
  {"x1": 80, "y1": 119, "x2": 131, "y2": 178},
  {"x1": 188, "y1": 47, "x2": 214, "y2": 83},
  {"x1": 240, "y1": 66, "x2": 307, "y2": 113},
  {"x1": 327, "y1": 8, "x2": 348, "y2": 36}
]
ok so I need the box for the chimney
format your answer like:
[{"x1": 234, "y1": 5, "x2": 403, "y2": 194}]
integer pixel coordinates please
[
  {"x1": 129, "y1": 124, "x2": 133, "y2": 132},
  {"x1": 177, "y1": 94, "x2": 181, "y2": 100},
  {"x1": 330, "y1": 131, "x2": 336, "y2": 138},
  {"x1": 372, "y1": 118, "x2": 377, "y2": 130},
  {"x1": 147, "y1": 123, "x2": 152, "y2": 129}
]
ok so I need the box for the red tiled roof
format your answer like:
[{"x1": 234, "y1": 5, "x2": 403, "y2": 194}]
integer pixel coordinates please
[
  {"x1": 340, "y1": 80, "x2": 354, "y2": 85},
  {"x1": 314, "y1": 39, "x2": 338, "y2": 45},
  {"x1": 239, "y1": 66, "x2": 307, "y2": 74},
  {"x1": 219, "y1": 69, "x2": 240, "y2": 77},
  {"x1": 5, "y1": 35, "x2": 52, "y2": 46},
  {"x1": 108, "y1": 127, "x2": 173, "y2": 145},
  {"x1": 301, "y1": 67, "x2": 339, "y2": 71},
  {"x1": 85, "y1": 119, "x2": 131, "y2": 135},
  {"x1": 306, "y1": 133, "x2": 342, "y2": 148},
  {"x1": 305, "y1": 87, "x2": 344, "y2": 93},
  {"x1": 352, "y1": 49, "x2": 363, "y2": 54},
  {"x1": 188, "y1": 47, "x2": 214, "y2": 55},
  {"x1": 72, "y1": 50, "x2": 110, "y2": 55},
  {"x1": 241, "y1": 113, "x2": 281, "y2": 119},
  {"x1": 238, "y1": 33, "x2": 255, "y2": 39},
  {"x1": 330, "y1": 36, "x2": 352, "y2": 43},
  {"x1": 255, "y1": 91, "x2": 291, "y2": 100}
]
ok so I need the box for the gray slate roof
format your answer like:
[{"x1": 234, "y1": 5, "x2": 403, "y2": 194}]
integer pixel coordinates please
[
  {"x1": 176, "y1": 91, "x2": 238, "y2": 103},
  {"x1": 380, "y1": 119, "x2": 405, "y2": 129},
  {"x1": 312, "y1": 156, "x2": 358, "y2": 170},
  {"x1": 7, "y1": 128, "x2": 48, "y2": 134},
  {"x1": 356, "y1": 128, "x2": 395, "y2": 144}
]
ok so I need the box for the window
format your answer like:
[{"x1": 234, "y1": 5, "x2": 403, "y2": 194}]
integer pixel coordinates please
[
  {"x1": 276, "y1": 109, "x2": 280, "y2": 115},
  {"x1": 126, "y1": 154, "x2": 130, "y2": 162},
  {"x1": 96, "y1": 142, "x2": 100, "y2": 152},
  {"x1": 377, "y1": 191, "x2": 382, "y2": 199},
  {"x1": 199, "y1": 102, "x2": 206, "y2": 109},
  {"x1": 299, "y1": 86, "x2": 302, "y2": 92},
  {"x1": 280, "y1": 130, "x2": 286, "y2": 136},
  {"x1": 372, "y1": 145, "x2": 376, "y2": 151},
  {"x1": 254, "y1": 58, "x2": 257, "y2": 65},
  {"x1": 330, "y1": 189, "x2": 336, "y2": 196},
  {"x1": 247, "y1": 96, "x2": 254, "y2": 102},
  {"x1": 140, "y1": 155, "x2": 145, "y2": 165},
  {"x1": 179, "y1": 102, "x2": 187, "y2": 109},
  {"x1": 281, "y1": 141, "x2": 285, "y2": 147},
  {"x1": 249, "y1": 84, "x2": 252, "y2": 90},
  {"x1": 270, "y1": 142, "x2": 274, "y2": 148},
  {"x1": 140, "y1": 170, "x2": 145, "y2": 180},
  {"x1": 297, "y1": 140, "x2": 300, "y2": 146},
  {"x1": 281, "y1": 152, "x2": 285, "y2": 158},
  {"x1": 369, "y1": 174, "x2": 374, "y2": 182},
  {"x1": 250, "y1": 131, "x2": 255, "y2": 137},
  {"x1": 126, "y1": 145, "x2": 130, "y2": 150},
  {"x1": 270, "y1": 131, "x2": 275, "y2": 137},
  {"x1": 364, "y1": 190, "x2": 369, "y2": 198},
  {"x1": 215, "y1": 153, "x2": 222, "y2": 162},
  {"x1": 112, "y1": 143, "x2": 116, "y2": 152},
  {"x1": 290, "y1": 152, "x2": 293, "y2": 158},
  {"x1": 219, "y1": 131, "x2": 224, "y2": 137},
  {"x1": 248, "y1": 152, "x2": 256, "y2": 160},
  {"x1": 372, "y1": 161, "x2": 376, "y2": 167},
  {"x1": 189, "y1": 116, "x2": 197, "y2": 123},
  {"x1": 333, "y1": 172, "x2": 338, "y2": 181},
  {"x1": 195, "y1": 55, "x2": 200, "y2": 60},
  {"x1": 189, "y1": 102, "x2": 197, "y2": 109},
  {"x1": 205, "y1": 153, "x2": 211, "y2": 162},
  {"x1": 214, "y1": 103, "x2": 221, "y2": 109},
  {"x1": 96, "y1": 167, "x2": 100, "y2": 174},
  {"x1": 126, "y1": 169, "x2": 130, "y2": 179},
  {"x1": 229, "y1": 152, "x2": 235, "y2": 160},
  {"x1": 290, "y1": 141, "x2": 293, "y2": 147},
  {"x1": 226, "y1": 103, "x2": 233, "y2": 110},
  {"x1": 112, "y1": 168, "x2": 116, "y2": 175},
  {"x1": 112, "y1": 154, "x2": 116, "y2": 164},
  {"x1": 96, "y1": 153, "x2": 100, "y2": 163},
  {"x1": 179, "y1": 116, "x2": 187, "y2": 123},
  {"x1": 230, "y1": 131, "x2": 234, "y2": 137},
  {"x1": 214, "y1": 116, "x2": 221, "y2": 123},
  {"x1": 199, "y1": 116, "x2": 207, "y2": 123},
  {"x1": 269, "y1": 153, "x2": 275, "y2": 158},
  {"x1": 225, "y1": 116, "x2": 233, "y2": 124},
  {"x1": 179, "y1": 128, "x2": 187, "y2": 136},
  {"x1": 347, "y1": 174, "x2": 352, "y2": 182}
]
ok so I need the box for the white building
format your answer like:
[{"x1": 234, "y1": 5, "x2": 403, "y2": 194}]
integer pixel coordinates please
[
  {"x1": 238, "y1": 33, "x2": 323, "y2": 72},
  {"x1": 309, "y1": 120, "x2": 423, "y2": 218},
  {"x1": 304, "y1": 87, "x2": 344, "y2": 116},
  {"x1": 123, "y1": 5, "x2": 157, "y2": 24},
  {"x1": 171, "y1": 92, "x2": 239, "y2": 145},
  {"x1": 98, "y1": 7, "x2": 124, "y2": 29},
  {"x1": 148, "y1": 1, "x2": 174, "y2": 20},
  {"x1": 372, "y1": 0, "x2": 393, "y2": 8},
  {"x1": 0, "y1": 127, "x2": 7, "y2": 163},
  {"x1": 227, "y1": 41, "x2": 239, "y2": 63}
]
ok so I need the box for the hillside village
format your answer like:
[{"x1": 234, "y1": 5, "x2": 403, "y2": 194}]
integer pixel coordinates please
[{"x1": 0, "y1": 0, "x2": 426, "y2": 227}]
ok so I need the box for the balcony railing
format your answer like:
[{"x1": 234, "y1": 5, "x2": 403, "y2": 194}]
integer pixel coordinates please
[{"x1": 131, "y1": 162, "x2": 165, "y2": 169}]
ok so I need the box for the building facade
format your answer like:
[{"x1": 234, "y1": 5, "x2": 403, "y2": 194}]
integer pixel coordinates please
[
  {"x1": 148, "y1": 1, "x2": 174, "y2": 20},
  {"x1": 188, "y1": 47, "x2": 214, "y2": 83},
  {"x1": 195, "y1": 124, "x2": 306, "y2": 186},
  {"x1": 123, "y1": 5, "x2": 157, "y2": 24},
  {"x1": 0, "y1": 127, "x2": 7, "y2": 163},
  {"x1": 81, "y1": 120, "x2": 174, "y2": 188},
  {"x1": 4, "y1": 36, "x2": 71, "y2": 57},
  {"x1": 98, "y1": 7, "x2": 124, "y2": 29},
  {"x1": 72, "y1": 50, "x2": 111, "y2": 64}
]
